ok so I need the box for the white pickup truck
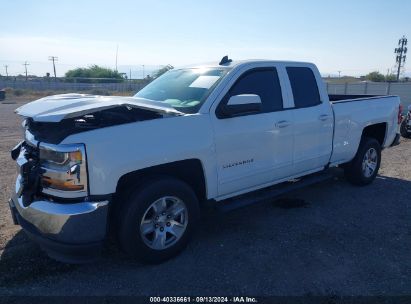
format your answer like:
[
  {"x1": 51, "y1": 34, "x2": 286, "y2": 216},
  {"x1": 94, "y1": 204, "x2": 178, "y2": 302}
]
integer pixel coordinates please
[{"x1": 9, "y1": 58, "x2": 402, "y2": 263}]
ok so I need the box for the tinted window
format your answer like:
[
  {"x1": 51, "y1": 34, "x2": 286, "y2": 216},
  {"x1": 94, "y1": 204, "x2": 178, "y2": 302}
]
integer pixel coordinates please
[
  {"x1": 227, "y1": 69, "x2": 283, "y2": 113},
  {"x1": 286, "y1": 67, "x2": 321, "y2": 108}
]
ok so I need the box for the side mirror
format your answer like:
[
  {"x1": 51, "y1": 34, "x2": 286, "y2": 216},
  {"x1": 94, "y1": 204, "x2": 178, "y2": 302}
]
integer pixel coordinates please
[{"x1": 219, "y1": 94, "x2": 262, "y2": 118}]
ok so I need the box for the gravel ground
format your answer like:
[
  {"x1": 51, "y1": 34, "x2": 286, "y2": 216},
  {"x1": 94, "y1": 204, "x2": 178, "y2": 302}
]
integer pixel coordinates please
[{"x1": 0, "y1": 98, "x2": 410, "y2": 296}]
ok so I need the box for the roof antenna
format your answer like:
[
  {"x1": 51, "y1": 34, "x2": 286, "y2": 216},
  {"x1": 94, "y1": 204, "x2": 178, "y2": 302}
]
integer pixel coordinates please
[{"x1": 219, "y1": 55, "x2": 232, "y2": 65}]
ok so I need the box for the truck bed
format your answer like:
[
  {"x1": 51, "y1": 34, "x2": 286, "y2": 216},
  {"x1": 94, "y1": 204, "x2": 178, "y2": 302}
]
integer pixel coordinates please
[{"x1": 329, "y1": 94, "x2": 400, "y2": 165}]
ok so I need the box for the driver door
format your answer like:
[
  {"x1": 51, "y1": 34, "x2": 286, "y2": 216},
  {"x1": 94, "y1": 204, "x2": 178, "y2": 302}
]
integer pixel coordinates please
[{"x1": 211, "y1": 67, "x2": 294, "y2": 198}]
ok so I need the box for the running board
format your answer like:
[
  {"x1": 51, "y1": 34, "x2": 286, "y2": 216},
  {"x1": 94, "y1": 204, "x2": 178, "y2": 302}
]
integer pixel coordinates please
[{"x1": 217, "y1": 171, "x2": 334, "y2": 212}]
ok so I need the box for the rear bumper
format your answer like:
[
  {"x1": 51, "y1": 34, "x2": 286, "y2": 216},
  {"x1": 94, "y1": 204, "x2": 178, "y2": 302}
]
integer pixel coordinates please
[{"x1": 9, "y1": 176, "x2": 110, "y2": 263}]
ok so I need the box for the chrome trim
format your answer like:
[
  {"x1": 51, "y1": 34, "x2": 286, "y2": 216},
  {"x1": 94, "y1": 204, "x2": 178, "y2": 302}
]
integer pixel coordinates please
[
  {"x1": 41, "y1": 187, "x2": 88, "y2": 199},
  {"x1": 40, "y1": 142, "x2": 85, "y2": 153},
  {"x1": 12, "y1": 177, "x2": 109, "y2": 243}
]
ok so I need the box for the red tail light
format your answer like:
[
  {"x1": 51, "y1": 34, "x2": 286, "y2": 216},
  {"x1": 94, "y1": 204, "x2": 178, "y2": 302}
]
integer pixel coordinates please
[{"x1": 398, "y1": 104, "x2": 403, "y2": 124}]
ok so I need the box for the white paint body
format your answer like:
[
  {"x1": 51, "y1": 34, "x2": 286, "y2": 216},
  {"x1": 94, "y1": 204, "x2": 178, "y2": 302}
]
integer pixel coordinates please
[{"x1": 18, "y1": 60, "x2": 401, "y2": 201}]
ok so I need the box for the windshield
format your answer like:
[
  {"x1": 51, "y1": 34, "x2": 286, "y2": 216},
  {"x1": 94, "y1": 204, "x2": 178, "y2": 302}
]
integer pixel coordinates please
[{"x1": 134, "y1": 68, "x2": 228, "y2": 113}]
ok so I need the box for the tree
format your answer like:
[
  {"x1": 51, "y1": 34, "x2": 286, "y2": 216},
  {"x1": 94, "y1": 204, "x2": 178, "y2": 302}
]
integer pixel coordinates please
[
  {"x1": 153, "y1": 64, "x2": 174, "y2": 78},
  {"x1": 65, "y1": 65, "x2": 124, "y2": 82},
  {"x1": 365, "y1": 71, "x2": 385, "y2": 82},
  {"x1": 385, "y1": 74, "x2": 397, "y2": 82}
]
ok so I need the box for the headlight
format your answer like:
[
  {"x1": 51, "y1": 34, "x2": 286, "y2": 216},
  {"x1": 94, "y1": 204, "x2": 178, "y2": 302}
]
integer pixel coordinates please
[{"x1": 39, "y1": 143, "x2": 88, "y2": 198}]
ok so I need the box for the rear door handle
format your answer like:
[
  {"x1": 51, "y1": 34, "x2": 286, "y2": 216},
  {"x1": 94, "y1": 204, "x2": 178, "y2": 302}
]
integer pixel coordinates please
[
  {"x1": 275, "y1": 120, "x2": 291, "y2": 128},
  {"x1": 319, "y1": 114, "x2": 331, "y2": 121}
]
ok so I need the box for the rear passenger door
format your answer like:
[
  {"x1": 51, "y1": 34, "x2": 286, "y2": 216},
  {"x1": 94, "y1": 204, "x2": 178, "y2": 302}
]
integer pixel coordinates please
[
  {"x1": 211, "y1": 66, "x2": 294, "y2": 198},
  {"x1": 285, "y1": 66, "x2": 333, "y2": 174}
]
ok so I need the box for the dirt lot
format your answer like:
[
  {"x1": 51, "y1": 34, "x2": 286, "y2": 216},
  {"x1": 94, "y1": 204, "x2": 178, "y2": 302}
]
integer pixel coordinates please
[{"x1": 0, "y1": 98, "x2": 410, "y2": 296}]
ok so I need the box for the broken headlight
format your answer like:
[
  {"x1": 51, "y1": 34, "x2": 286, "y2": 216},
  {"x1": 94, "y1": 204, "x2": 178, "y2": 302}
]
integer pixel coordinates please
[{"x1": 39, "y1": 143, "x2": 88, "y2": 198}]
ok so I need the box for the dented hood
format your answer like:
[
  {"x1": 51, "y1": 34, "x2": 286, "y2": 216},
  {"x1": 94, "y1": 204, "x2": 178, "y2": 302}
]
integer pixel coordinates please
[{"x1": 15, "y1": 93, "x2": 183, "y2": 122}]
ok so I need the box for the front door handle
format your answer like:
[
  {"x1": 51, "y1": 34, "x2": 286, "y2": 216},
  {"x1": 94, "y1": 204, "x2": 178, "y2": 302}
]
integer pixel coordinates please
[
  {"x1": 319, "y1": 114, "x2": 331, "y2": 121},
  {"x1": 275, "y1": 120, "x2": 291, "y2": 128}
]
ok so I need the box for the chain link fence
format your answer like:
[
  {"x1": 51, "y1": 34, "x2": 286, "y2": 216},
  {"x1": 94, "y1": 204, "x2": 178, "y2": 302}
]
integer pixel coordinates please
[
  {"x1": 0, "y1": 78, "x2": 146, "y2": 93},
  {"x1": 1, "y1": 78, "x2": 411, "y2": 109}
]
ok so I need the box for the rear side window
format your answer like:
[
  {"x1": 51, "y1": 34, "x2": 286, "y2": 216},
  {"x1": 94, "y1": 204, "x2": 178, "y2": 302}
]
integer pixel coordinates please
[
  {"x1": 226, "y1": 68, "x2": 283, "y2": 113},
  {"x1": 286, "y1": 67, "x2": 321, "y2": 108}
]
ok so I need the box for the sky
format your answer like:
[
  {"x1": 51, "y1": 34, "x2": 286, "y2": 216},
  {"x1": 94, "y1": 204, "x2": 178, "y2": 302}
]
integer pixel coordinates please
[{"x1": 1, "y1": 0, "x2": 410, "y2": 78}]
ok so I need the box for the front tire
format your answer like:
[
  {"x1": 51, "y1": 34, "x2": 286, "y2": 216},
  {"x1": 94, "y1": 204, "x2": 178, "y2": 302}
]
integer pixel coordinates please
[
  {"x1": 344, "y1": 137, "x2": 381, "y2": 186},
  {"x1": 117, "y1": 177, "x2": 200, "y2": 264}
]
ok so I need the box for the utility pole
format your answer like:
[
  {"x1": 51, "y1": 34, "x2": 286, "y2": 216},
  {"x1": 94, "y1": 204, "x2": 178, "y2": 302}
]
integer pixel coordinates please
[
  {"x1": 4, "y1": 65, "x2": 8, "y2": 77},
  {"x1": 142, "y1": 64, "x2": 145, "y2": 79},
  {"x1": 115, "y1": 45, "x2": 119, "y2": 72},
  {"x1": 129, "y1": 68, "x2": 132, "y2": 81},
  {"x1": 23, "y1": 61, "x2": 29, "y2": 81},
  {"x1": 48, "y1": 56, "x2": 58, "y2": 80},
  {"x1": 394, "y1": 35, "x2": 407, "y2": 81}
]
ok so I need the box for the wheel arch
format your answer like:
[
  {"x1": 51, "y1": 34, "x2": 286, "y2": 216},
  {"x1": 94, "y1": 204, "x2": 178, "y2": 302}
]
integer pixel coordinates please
[
  {"x1": 114, "y1": 159, "x2": 207, "y2": 204},
  {"x1": 361, "y1": 122, "x2": 387, "y2": 146}
]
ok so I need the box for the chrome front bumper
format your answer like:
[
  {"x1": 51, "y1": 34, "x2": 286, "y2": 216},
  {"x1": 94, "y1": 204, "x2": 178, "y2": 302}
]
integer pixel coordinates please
[{"x1": 9, "y1": 176, "x2": 110, "y2": 263}]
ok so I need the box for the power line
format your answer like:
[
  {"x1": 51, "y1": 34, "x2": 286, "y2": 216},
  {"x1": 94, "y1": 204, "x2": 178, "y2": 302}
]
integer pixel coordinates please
[
  {"x1": 48, "y1": 56, "x2": 58, "y2": 80},
  {"x1": 394, "y1": 35, "x2": 407, "y2": 81},
  {"x1": 22, "y1": 61, "x2": 30, "y2": 81}
]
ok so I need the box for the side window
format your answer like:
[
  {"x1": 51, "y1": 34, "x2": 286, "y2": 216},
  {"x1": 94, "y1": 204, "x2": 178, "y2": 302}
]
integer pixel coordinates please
[
  {"x1": 286, "y1": 67, "x2": 321, "y2": 108},
  {"x1": 225, "y1": 68, "x2": 283, "y2": 113}
]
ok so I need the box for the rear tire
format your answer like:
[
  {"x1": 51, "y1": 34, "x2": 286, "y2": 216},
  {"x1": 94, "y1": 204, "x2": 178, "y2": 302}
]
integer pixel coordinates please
[
  {"x1": 117, "y1": 176, "x2": 200, "y2": 264},
  {"x1": 344, "y1": 137, "x2": 381, "y2": 186}
]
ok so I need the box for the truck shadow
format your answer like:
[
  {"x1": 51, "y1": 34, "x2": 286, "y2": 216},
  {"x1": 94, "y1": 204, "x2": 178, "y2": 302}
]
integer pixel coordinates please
[
  {"x1": 197, "y1": 172, "x2": 409, "y2": 233},
  {"x1": 0, "y1": 231, "x2": 78, "y2": 287},
  {"x1": 1, "y1": 173, "x2": 410, "y2": 291}
]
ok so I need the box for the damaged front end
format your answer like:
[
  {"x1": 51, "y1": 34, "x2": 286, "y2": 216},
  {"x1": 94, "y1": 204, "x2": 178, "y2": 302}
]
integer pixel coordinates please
[
  {"x1": 26, "y1": 105, "x2": 168, "y2": 144},
  {"x1": 9, "y1": 134, "x2": 108, "y2": 263},
  {"x1": 11, "y1": 136, "x2": 88, "y2": 204},
  {"x1": 11, "y1": 141, "x2": 43, "y2": 206},
  {"x1": 12, "y1": 94, "x2": 181, "y2": 202},
  {"x1": 8, "y1": 94, "x2": 181, "y2": 262},
  {"x1": 15, "y1": 93, "x2": 183, "y2": 143},
  {"x1": 15, "y1": 105, "x2": 171, "y2": 200}
]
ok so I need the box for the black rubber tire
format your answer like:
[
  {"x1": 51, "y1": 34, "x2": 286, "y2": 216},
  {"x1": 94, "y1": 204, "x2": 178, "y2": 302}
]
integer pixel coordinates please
[
  {"x1": 400, "y1": 120, "x2": 411, "y2": 138},
  {"x1": 344, "y1": 137, "x2": 381, "y2": 186},
  {"x1": 117, "y1": 176, "x2": 200, "y2": 264}
]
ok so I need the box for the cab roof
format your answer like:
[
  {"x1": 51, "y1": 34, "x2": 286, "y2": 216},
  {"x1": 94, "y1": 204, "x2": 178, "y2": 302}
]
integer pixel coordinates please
[{"x1": 181, "y1": 58, "x2": 313, "y2": 70}]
